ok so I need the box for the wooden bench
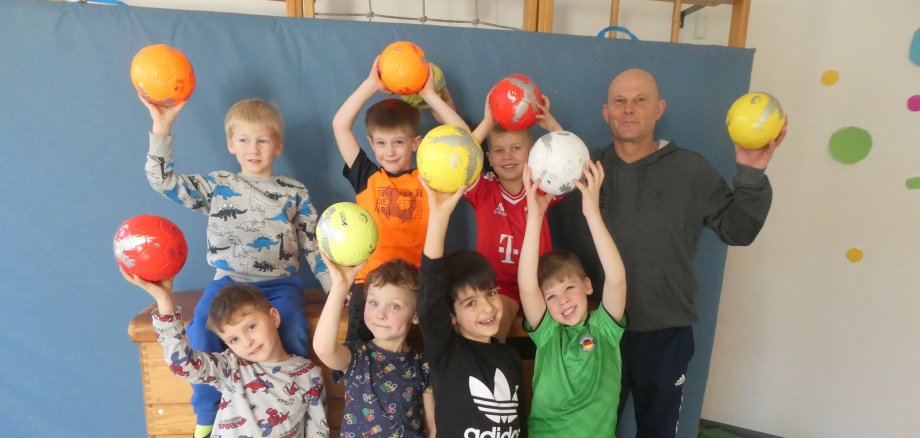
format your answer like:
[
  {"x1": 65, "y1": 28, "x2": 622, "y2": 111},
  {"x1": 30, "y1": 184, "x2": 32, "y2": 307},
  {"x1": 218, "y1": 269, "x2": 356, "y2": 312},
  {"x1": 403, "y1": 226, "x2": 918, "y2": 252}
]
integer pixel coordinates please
[{"x1": 127, "y1": 290, "x2": 533, "y2": 437}]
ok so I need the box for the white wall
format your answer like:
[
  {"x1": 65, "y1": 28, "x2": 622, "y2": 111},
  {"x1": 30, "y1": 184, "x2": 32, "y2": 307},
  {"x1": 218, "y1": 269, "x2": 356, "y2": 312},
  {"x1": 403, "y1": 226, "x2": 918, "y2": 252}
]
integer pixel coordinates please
[
  {"x1": 705, "y1": 1, "x2": 920, "y2": 436},
  {"x1": 119, "y1": 1, "x2": 920, "y2": 436}
]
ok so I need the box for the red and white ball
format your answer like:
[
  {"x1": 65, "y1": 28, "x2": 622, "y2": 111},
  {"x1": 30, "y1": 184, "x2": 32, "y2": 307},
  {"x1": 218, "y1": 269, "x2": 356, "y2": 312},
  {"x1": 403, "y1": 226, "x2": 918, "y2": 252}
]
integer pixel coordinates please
[
  {"x1": 489, "y1": 74, "x2": 543, "y2": 131},
  {"x1": 114, "y1": 215, "x2": 188, "y2": 281}
]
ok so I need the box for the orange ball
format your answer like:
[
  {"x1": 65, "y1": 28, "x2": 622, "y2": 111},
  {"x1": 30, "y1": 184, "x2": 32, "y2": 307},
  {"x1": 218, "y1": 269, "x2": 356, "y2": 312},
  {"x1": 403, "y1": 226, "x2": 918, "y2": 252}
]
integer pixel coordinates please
[
  {"x1": 377, "y1": 41, "x2": 429, "y2": 95},
  {"x1": 130, "y1": 44, "x2": 196, "y2": 107}
]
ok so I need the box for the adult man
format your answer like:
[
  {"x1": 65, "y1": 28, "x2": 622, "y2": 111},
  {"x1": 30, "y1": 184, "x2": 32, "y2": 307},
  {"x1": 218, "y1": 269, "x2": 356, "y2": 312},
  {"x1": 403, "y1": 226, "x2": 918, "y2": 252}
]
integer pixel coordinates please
[{"x1": 557, "y1": 68, "x2": 787, "y2": 437}]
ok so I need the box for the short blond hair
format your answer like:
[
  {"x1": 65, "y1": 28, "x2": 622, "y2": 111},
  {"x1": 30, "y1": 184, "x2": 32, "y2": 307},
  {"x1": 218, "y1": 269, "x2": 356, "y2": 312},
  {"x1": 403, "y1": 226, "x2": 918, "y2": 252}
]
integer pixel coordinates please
[
  {"x1": 486, "y1": 124, "x2": 533, "y2": 151},
  {"x1": 224, "y1": 98, "x2": 284, "y2": 144}
]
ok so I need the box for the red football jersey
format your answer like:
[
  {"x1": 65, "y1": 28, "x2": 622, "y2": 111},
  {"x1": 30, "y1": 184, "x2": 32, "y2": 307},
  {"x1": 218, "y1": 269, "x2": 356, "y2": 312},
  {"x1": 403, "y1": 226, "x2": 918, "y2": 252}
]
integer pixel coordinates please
[{"x1": 465, "y1": 172, "x2": 557, "y2": 301}]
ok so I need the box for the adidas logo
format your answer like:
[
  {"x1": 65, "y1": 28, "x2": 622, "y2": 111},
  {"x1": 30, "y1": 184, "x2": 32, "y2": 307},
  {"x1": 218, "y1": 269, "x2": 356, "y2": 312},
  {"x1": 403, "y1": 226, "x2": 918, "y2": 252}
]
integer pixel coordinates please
[
  {"x1": 675, "y1": 374, "x2": 686, "y2": 387},
  {"x1": 493, "y1": 203, "x2": 507, "y2": 217},
  {"x1": 469, "y1": 369, "x2": 519, "y2": 424}
]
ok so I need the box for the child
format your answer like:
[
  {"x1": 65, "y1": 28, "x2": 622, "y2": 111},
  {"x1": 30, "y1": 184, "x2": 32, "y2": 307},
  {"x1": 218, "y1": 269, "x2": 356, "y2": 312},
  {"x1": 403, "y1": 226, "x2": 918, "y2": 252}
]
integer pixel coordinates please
[
  {"x1": 465, "y1": 94, "x2": 563, "y2": 341},
  {"x1": 416, "y1": 179, "x2": 526, "y2": 436},
  {"x1": 313, "y1": 256, "x2": 435, "y2": 437},
  {"x1": 331, "y1": 59, "x2": 467, "y2": 343},
  {"x1": 141, "y1": 96, "x2": 330, "y2": 436},
  {"x1": 517, "y1": 161, "x2": 627, "y2": 436},
  {"x1": 121, "y1": 270, "x2": 328, "y2": 438}
]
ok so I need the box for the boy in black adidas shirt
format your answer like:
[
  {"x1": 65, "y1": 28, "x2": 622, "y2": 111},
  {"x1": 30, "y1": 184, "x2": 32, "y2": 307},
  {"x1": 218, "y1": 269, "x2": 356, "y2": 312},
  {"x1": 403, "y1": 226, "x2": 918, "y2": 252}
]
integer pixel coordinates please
[{"x1": 418, "y1": 178, "x2": 526, "y2": 437}]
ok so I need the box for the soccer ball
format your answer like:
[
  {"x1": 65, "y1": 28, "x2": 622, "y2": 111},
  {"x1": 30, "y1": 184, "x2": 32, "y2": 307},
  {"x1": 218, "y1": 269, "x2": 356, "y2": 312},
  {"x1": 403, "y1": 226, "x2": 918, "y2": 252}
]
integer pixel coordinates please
[
  {"x1": 726, "y1": 92, "x2": 786, "y2": 149},
  {"x1": 401, "y1": 62, "x2": 445, "y2": 109},
  {"x1": 377, "y1": 41, "x2": 429, "y2": 95},
  {"x1": 113, "y1": 215, "x2": 188, "y2": 281},
  {"x1": 489, "y1": 74, "x2": 543, "y2": 131},
  {"x1": 316, "y1": 202, "x2": 379, "y2": 267},
  {"x1": 528, "y1": 131, "x2": 590, "y2": 196},
  {"x1": 417, "y1": 124, "x2": 484, "y2": 193},
  {"x1": 130, "y1": 44, "x2": 196, "y2": 107}
]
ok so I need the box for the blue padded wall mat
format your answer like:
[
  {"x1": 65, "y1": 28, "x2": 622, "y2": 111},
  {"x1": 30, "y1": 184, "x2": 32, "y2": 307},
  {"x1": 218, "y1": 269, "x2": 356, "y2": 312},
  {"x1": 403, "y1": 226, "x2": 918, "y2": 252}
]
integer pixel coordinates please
[{"x1": 0, "y1": 0, "x2": 753, "y2": 435}]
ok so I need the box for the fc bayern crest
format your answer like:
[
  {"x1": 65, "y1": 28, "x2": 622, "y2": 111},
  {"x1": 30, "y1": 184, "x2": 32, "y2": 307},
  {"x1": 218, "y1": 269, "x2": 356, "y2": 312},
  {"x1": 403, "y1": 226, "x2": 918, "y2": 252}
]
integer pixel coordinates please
[{"x1": 579, "y1": 335, "x2": 596, "y2": 353}]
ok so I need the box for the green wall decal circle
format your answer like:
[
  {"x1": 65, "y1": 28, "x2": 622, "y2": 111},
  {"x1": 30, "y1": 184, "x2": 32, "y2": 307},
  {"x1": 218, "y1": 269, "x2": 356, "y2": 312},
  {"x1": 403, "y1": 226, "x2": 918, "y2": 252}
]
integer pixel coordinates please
[{"x1": 829, "y1": 126, "x2": 872, "y2": 164}]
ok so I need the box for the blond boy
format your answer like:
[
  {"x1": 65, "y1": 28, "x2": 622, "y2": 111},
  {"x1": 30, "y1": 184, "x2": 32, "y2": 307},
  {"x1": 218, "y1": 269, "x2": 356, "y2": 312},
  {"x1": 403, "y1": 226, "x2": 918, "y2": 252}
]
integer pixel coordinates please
[
  {"x1": 141, "y1": 97, "x2": 329, "y2": 436},
  {"x1": 464, "y1": 94, "x2": 562, "y2": 341}
]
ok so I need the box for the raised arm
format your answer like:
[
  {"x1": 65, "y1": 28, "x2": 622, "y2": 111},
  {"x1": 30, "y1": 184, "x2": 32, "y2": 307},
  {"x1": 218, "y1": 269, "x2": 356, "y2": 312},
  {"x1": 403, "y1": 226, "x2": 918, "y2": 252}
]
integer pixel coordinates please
[
  {"x1": 120, "y1": 267, "x2": 176, "y2": 316},
  {"x1": 471, "y1": 89, "x2": 495, "y2": 145},
  {"x1": 141, "y1": 94, "x2": 215, "y2": 214},
  {"x1": 575, "y1": 161, "x2": 626, "y2": 323},
  {"x1": 418, "y1": 64, "x2": 468, "y2": 131},
  {"x1": 313, "y1": 254, "x2": 363, "y2": 371},
  {"x1": 139, "y1": 92, "x2": 185, "y2": 136},
  {"x1": 121, "y1": 269, "x2": 231, "y2": 384},
  {"x1": 699, "y1": 119, "x2": 788, "y2": 246},
  {"x1": 418, "y1": 177, "x2": 468, "y2": 361},
  {"x1": 534, "y1": 95, "x2": 563, "y2": 133},
  {"x1": 518, "y1": 166, "x2": 553, "y2": 328},
  {"x1": 332, "y1": 58, "x2": 388, "y2": 168},
  {"x1": 421, "y1": 177, "x2": 466, "y2": 260}
]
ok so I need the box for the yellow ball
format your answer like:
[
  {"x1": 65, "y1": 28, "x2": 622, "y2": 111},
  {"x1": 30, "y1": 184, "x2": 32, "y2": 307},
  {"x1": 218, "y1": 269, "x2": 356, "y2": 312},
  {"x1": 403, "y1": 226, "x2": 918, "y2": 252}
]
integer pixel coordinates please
[
  {"x1": 726, "y1": 92, "x2": 786, "y2": 149},
  {"x1": 417, "y1": 124, "x2": 483, "y2": 193},
  {"x1": 401, "y1": 62, "x2": 446, "y2": 110},
  {"x1": 316, "y1": 202, "x2": 379, "y2": 266}
]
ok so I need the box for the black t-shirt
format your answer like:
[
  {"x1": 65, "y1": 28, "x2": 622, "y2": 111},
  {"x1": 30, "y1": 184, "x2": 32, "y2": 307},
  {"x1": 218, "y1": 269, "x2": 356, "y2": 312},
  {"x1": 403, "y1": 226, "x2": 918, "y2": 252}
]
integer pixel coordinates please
[{"x1": 418, "y1": 255, "x2": 526, "y2": 437}]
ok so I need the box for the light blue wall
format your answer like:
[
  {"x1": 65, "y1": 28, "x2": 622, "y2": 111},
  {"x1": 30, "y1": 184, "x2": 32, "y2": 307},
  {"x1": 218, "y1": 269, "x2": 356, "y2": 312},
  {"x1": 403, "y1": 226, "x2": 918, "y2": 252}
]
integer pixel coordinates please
[{"x1": 0, "y1": 0, "x2": 752, "y2": 435}]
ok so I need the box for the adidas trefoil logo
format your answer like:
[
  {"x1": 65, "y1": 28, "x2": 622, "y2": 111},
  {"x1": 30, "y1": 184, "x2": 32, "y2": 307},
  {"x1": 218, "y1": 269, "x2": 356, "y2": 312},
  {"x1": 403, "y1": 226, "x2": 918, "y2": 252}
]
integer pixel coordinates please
[
  {"x1": 493, "y1": 203, "x2": 507, "y2": 217},
  {"x1": 469, "y1": 369, "x2": 519, "y2": 423}
]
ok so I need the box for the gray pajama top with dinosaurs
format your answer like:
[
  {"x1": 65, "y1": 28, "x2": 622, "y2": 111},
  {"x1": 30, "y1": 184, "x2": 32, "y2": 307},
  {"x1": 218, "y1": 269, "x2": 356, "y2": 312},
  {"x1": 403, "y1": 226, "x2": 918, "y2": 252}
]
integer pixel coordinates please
[{"x1": 146, "y1": 133, "x2": 330, "y2": 289}]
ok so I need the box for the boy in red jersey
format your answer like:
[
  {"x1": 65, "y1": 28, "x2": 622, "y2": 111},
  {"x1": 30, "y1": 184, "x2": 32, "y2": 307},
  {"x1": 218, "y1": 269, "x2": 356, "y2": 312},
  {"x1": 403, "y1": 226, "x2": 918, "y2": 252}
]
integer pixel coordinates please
[{"x1": 466, "y1": 94, "x2": 563, "y2": 341}]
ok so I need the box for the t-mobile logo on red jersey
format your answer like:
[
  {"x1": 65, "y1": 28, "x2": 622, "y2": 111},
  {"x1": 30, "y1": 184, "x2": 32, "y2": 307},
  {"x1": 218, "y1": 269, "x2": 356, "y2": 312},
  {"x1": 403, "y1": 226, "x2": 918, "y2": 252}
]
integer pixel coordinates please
[{"x1": 497, "y1": 234, "x2": 518, "y2": 264}]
